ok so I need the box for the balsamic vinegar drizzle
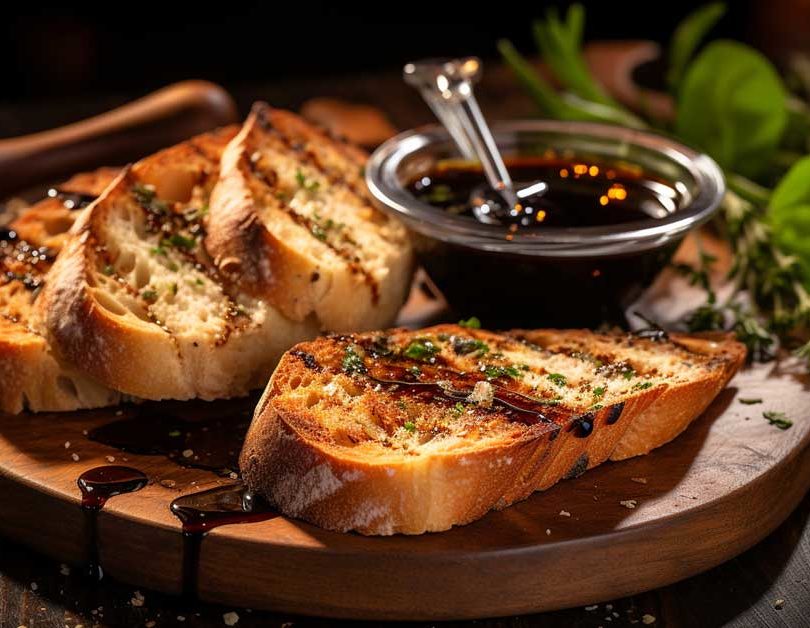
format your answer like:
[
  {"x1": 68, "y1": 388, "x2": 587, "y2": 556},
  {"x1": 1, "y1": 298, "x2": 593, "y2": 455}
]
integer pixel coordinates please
[
  {"x1": 170, "y1": 484, "x2": 277, "y2": 597},
  {"x1": 77, "y1": 466, "x2": 148, "y2": 580},
  {"x1": 78, "y1": 399, "x2": 276, "y2": 596}
]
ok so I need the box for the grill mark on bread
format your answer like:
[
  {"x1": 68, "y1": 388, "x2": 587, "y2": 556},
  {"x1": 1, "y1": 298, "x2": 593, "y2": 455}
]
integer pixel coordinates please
[{"x1": 244, "y1": 157, "x2": 381, "y2": 303}]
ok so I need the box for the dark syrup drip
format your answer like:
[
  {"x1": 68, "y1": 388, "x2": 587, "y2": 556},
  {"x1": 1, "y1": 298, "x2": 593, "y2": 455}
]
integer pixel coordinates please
[
  {"x1": 77, "y1": 466, "x2": 148, "y2": 580},
  {"x1": 87, "y1": 399, "x2": 255, "y2": 475},
  {"x1": 170, "y1": 483, "x2": 277, "y2": 597}
]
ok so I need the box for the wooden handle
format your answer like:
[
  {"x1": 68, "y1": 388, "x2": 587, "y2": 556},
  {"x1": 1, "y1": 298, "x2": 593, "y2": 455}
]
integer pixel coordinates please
[{"x1": 0, "y1": 80, "x2": 239, "y2": 197}]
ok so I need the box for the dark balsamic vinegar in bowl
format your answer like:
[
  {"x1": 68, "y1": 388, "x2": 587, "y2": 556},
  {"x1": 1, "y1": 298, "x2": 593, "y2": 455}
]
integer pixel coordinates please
[{"x1": 367, "y1": 121, "x2": 725, "y2": 328}]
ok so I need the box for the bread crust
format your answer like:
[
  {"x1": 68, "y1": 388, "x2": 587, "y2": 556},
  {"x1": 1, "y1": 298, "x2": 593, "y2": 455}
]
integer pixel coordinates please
[
  {"x1": 206, "y1": 103, "x2": 414, "y2": 332},
  {"x1": 241, "y1": 325, "x2": 744, "y2": 535},
  {"x1": 37, "y1": 127, "x2": 327, "y2": 401},
  {"x1": 0, "y1": 169, "x2": 123, "y2": 414}
]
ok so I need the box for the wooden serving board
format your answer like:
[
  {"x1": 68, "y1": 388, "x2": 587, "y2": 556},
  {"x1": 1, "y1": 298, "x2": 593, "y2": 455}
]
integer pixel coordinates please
[{"x1": 1, "y1": 274, "x2": 809, "y2": 621}]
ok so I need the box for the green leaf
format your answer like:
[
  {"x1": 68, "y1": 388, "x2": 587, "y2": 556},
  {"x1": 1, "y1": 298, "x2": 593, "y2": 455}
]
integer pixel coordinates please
[
  {"x1": 458, "y1": 316, "x2": 481, "y2": 329},
  {"x1": 767, "y1": 157, "x2": 810, "y2": 273},
  {"x1": 676, "y1": 40, "x2": 788, "y2": 178},
  {"x1": 667, "y1": 2, "x2": 726, "y2": 92},
  {"x1": 403, "y1": 338, "x2": 439, "y2": 362},
  {"x1": 341, "y1": 345, "x2": 367, "y2": 375}
]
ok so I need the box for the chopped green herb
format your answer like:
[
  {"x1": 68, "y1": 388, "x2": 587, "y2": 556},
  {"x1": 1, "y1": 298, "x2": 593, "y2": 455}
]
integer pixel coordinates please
[
  {"x1": 763, "y1": 410, "x2": 793, "y2": 430},
  {"x1": 141, "y1": 289, "x2": 158, "y2": 303},
  {"x1": 184, "y1": 204, "x2": 209, "y2": 221},
  {"x1": 102, "y1": 265, "x2": 114, "y2": 276},
  {"x1": 403, "y1": 338, "x2": 439, "y2": 362},
  {"x1": 452, "y1": 337, "x2": 489, "y2": 356},
  {"x1": 167, "y1": 261, "x2": 179, "y2": 272},
  {"x1": 451, "y1": 402, "x2": 467, "y2": 417},
  {"x1": 295, "y1": 169, "x2": 320, "y2": 192},
  {"x1": 590, "y1": 404, "x2": 604, "y2": 411},
  {"x1": 592, "y1": 386, "x2": 606, "y2": 400},
  {"x1": 632, "y1": 381, "x2": 654, "y2": 391},
  {"x1": 622, "y1": 368, "x2": 636, "y2": 380},
  {"x1": 419, "y1": 183, "x2": 455, "y2": 204},
  {"x1": 168, "y1": 430, "x2": 181, "y2": 437},
  {"x1": 397, "y1": 400, "x2": 407, "y2": 411},
  {"x1": 341, "y1": 344, "x2": 367, "y2": 375},
  {"x1": 547, "y1": 372, "x2": 568, "y2": 387},
  {"x1": 132, "y1": 184, "x2": 168, "y2": 214},
  {"x1": 458, "y1": 316, "x2": 481, "y2": 329},
  {"x1": 403, "y1": 421, "x2": 416, "y2": 433},
  {"x1": 484, "y1": 365, "x2": 523, "y2": 380},
  {"x1": 739, "y1": 397, "x2": 763, "y2": 405},
  {"x1": 169, "y1": 282, "x2": 178, "y2": 296},
  {"x1": 407, "y1": 365, "x2": 422, "y2": 378},
  {"x1": 150, "y1": 246, "x2": 167, "y2": 257},
  {"x1": 164, "y1": 234, "x2": 196, "y2": 250},
  {"x1": 311, "y1": 224, "x2": 327, "y2": 241}
]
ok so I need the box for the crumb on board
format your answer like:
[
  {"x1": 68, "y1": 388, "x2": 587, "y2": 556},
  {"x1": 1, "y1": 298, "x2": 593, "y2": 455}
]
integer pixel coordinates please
[
  {"x1": 620, "y1": 499, "x2": 638, "y2": 509},
  {"x1": 642, "y1": 614, "x2": 656, "y2": 624},
  {"x1": 773, "y1": 599, "x2": 785, "y2": 610},
  {"x1": 71, "y1": 453, "x2": 80, "y2": 462},
  {"x1": 223, "y1": 611, "x2": 240, "y2": 626},
  {"x1": 559, "y1": 510, "x2": 571, "y2": 517},
  {"x1": 631, "y1": 477, "x2": 647, "y2": 484}
]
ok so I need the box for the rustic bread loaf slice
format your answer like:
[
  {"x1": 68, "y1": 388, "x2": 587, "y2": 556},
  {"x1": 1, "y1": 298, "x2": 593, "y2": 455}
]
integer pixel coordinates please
[
  {"x1": 508, "y1": 329, "x2": 746, "y2": 460},
  {"x1": 37, "y1": 126, "x2": 321, "y2": 401},
  {"x1": 206, "y1": 103, "x2": 413, "y2": 332},
  {"x1": 240, "y1": 324, "x2": 745, "y2": 535},
  {"x1": 0, "y1": 170, "x2": 122, "y2": 414}
]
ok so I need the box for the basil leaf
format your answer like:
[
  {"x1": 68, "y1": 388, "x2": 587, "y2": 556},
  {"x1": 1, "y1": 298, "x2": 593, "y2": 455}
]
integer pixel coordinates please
[
  {"x1": 667, "y1": 2, "x2": 726, "y2": 92},
  {"x1": 767, "y1": 156, "x2": 810, "y2": 272},
  {"x1": 676, "y1": 40, "x2": 788, "y2": 178}
]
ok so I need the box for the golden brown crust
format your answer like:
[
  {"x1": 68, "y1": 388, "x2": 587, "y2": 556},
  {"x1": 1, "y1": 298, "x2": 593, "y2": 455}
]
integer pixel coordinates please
[
  {"x1": 0, "y1": 169, "x2": 123, "y2": 414},
  {"x1": 38, "y1": 127, "x2": 324, "y2": 401},
  {"x1": 241, "y1": 325, "x2": 744, "y2": 535},
  {"x1": 206, "y1": 103, "x2": 413, "y2": 332}
]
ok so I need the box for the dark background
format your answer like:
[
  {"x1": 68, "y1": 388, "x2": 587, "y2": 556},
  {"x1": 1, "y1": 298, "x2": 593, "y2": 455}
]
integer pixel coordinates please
[{"x1": 1, "y1": 1, "x2": 794, "y2": 103}]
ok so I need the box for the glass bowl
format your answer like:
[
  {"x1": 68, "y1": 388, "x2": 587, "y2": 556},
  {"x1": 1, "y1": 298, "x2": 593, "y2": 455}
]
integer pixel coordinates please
[{"x1": 366, "y1": 120, "x2": 725, "y2": 328}]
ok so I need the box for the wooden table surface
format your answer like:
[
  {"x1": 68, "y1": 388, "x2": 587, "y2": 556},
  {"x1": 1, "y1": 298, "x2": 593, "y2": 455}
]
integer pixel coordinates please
[{"x1": 1, "y1": 68, "x2": 809, "y2": 627}]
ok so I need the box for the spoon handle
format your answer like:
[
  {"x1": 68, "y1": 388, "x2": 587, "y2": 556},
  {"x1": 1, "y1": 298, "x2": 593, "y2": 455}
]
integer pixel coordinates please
[{"x1": 404, "y1": 58, "x2": 517, "y2": 207}]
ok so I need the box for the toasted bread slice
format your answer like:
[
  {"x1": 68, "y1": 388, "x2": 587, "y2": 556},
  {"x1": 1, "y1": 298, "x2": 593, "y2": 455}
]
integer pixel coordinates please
[
  {"x1": 9, "y1": 168, "x2": 119, "y2": 250},
  {"x1": 0, "y1": 170, "x2": 122, "y2": 414},
  {"x1": 206, "y1": 103, "x2": 413, "y2": 332},
  {"x1": 508, "y1": 329, "x2": 746, "y2": 460},
  {"x1": 38, "y1": 127, "x2": 325, "y2": 401},
  {"x1": 240, "y1": 325, "x2": 745, "y2": 535}
]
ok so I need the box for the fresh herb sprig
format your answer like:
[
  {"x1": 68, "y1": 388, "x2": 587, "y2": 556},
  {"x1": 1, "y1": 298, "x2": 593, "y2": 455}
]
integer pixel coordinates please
[{"x1": 501, "y1": 3, "x2": 810, "y2": 368}]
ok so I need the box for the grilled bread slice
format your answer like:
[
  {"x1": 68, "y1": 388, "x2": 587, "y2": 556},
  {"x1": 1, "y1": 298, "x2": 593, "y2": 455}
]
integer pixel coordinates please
[
  {"x1": 206, "y1": 103, "x2": 413, "y2": 332},
  {"x1": 0, "y1": 170, "x2": 121, "y2": 414},
  {"x1": 38, "y1": 126, "x2": 327, "y2": 401},
  {"x1": 240, "y1": 324, "x2": 746, "y2": 535}
]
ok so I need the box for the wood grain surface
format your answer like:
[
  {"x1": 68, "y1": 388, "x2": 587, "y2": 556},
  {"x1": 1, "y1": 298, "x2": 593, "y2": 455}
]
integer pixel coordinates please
[
  {"x1": 1, "y1": 58, "x2": 809, "y2": 627},
  {"x1": 0, "y1": 278, "x2": 808, "y2": 620}
]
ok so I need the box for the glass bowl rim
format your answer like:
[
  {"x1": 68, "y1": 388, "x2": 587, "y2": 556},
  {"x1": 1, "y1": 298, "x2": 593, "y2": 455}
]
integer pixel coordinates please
[{"x1": 365, "y1": 119, "x2": 726, "y2": 258}]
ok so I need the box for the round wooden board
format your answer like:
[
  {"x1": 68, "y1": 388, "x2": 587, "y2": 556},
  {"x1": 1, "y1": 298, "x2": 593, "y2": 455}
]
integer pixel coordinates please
[
  {"x1": 0, "y1": 334, "x2": 808, "y2": 620},
  {"x1": 2, "y1": 237, "x2": 810, "y2": 620}
]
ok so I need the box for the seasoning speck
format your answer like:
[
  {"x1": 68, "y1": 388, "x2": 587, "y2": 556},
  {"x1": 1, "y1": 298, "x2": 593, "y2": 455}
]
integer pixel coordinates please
[
  {"x1": 223, "y1": 611, "x2": 240, "y2": 626},
  {"x1": 106, "y1": 455, "x2": 115, "y2": 463},
  {"x1": 71, "y1": 453, "x2": 80, "y2": 462}
]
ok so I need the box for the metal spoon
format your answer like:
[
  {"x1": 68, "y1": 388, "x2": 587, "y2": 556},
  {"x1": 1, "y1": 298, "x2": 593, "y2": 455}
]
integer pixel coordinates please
[{"x1": 403, "y1": 57, "x2": 547, "y2": 225}]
